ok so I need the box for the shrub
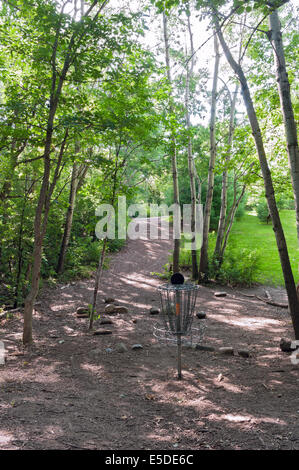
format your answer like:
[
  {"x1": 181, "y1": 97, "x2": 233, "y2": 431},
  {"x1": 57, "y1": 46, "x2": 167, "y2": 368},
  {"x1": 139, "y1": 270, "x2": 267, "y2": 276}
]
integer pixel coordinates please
[
  {"x1": 256, "y1": 200, "x2": 269, "y2": 223},
  {"x1": 276, "y1": 195, "x2": 295, "y2": 210},
  {"x1": 65, "y1": 238, "x2": 101, "y2": 267},
  {"x1": 210, "y1": 246, "x2": 261, "y2": 286},
  {"x1": 179, "y1": 248, "x2": 194, "y2": 270},
  {"x1": 107, "y1": 238, "x2": 126, "y2": 252},
  {"x1": 61, "y1": 238, "x2": 109, "y2": 281}
]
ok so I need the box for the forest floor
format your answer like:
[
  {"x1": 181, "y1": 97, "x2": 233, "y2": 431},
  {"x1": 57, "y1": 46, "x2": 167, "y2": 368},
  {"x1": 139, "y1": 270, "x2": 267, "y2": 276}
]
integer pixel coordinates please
[{"x1": 0, "y1": 217, "x2": 299, "y2": 450}]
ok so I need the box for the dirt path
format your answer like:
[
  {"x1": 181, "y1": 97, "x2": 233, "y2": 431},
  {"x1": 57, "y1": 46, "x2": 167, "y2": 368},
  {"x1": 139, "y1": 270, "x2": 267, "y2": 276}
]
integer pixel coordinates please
[{"x1": 0, "y1": 218, "x2": 298, "y2": 450}]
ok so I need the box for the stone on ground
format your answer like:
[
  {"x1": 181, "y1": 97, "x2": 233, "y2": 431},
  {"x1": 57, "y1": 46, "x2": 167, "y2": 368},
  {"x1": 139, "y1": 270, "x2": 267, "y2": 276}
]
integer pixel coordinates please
[
  {"x1": 76, "y1": 307, "x2": 89, "y2": 316},
  {"x1": 196, "y1": 311, "x2": 206, "y2": 319},
  {"x1": 93, "y1": 329, "x2": 112, "y2": 335},
  {"x1": 219, "y1": 346, "x2": 234, "y2": 355},
  {"x1": 132, "y1": 344, "x2": 143, "y2": 350},
  {"x1": 104, "y1": 304, "x2": 117, "y2": 314},
  {"x1": 214, "y1": 292, "x2": 227, "y2": 297},
  {"x1": 104, "y1": 304, "x2": 128, "y2": 314},
  {"x1": 150, "y1": 307, "x2": 160, "y2": 315}
]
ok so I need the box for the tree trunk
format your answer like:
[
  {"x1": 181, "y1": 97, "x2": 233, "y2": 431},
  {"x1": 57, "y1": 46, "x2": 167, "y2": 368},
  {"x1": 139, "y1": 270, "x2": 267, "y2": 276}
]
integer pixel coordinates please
[
  {"x1": 89, "y1": 157, "x2": 119, "y2": 330},
  {"x1": 199, "y1": 33, "x2": 220, "y2": 280},
  {"x1": 89, "y1": 237, "x2": 108, "y2": 330},
  {"x1": 22, "y1": 122, "x2": 68, "y2": 345},
  {"x1": 214, "y1": 84, "x2": 239, "y2": 260},
  {"x1": 185, "y1": 12, "x2": 198, "y2": 279},
  {"x1": 268, "y1": 10, "x2": 299, "y2": 244},
  {"x1": 216, "y1": 20, "x2": 299, "y2": 339},
  {"x1": 193, "y1": 162, "x2": 202, "y2": 205},
  {"x1": 56, "y1": 159, "x2": 87, "y2": 274},
  {"x1": 163, "y1": 12, "x2": 180, "y2": 273},
  {"x1": 23, "y1": 154, "x2": 51, "y2": 345},
  {"x1": 220, "y1": 183, "x2": 246, "y2": 261}
]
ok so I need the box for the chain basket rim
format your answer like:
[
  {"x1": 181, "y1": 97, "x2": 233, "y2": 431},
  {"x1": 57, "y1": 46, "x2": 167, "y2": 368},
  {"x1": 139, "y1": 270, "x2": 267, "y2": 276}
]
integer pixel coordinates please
[
  {"x1": 158, "y1": 282, "x2": 199, "y2": 292},
  {"x1": 153, "y1": 322, "x2": 206, "y2": 345}
]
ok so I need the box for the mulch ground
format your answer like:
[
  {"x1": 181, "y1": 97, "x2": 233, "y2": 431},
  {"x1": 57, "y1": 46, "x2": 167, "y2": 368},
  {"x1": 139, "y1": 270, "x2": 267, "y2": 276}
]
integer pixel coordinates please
[{"x1": 0, "y1": 218, "x2": 298, "y2": 450}]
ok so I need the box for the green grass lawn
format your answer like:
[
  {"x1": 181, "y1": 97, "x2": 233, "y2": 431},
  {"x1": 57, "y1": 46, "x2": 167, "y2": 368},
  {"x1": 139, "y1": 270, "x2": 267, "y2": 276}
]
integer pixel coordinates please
[{"x1": 218, "y1": 210, "x2": 299, "y2": 286}]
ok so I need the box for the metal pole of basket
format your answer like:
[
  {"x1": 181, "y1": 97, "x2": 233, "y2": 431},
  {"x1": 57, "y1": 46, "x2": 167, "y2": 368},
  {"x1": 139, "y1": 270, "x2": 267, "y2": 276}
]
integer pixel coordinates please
[
  {"x1": 175, "y1": 289, "x2": 182, "y2": 380},
  {"x1": 169, "y1": 272, "x2": 185, "y2": 380}
]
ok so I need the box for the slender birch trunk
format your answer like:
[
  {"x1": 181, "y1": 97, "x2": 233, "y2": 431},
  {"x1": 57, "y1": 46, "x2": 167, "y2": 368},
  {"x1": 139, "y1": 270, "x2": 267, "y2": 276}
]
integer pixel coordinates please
[
  {"x1": 163, "y1": 12, "x2": 180, "y2": 273},
  {"x1": 216, "y1": 20, "x2": 299, "y2": 339},
  {"x1": 268, "y1": 10, "x2": 299, "y2": 244},
  {"x1": 214, "y1": 84, "x2": 239, "y2": 261},
  {"x1": 89, "y1": 237, "x2": 108, "y2": 330},
  {"x1": 185, "y1": 12, "x2": 198, "y2": 279},
  {"x1": 57, "y1": 159, "x2": 87, "y2": 274},
  {"x1": 220, "y1": 183, "x2": 246, "y2": 261},
  {"x1": 199, "y1": 33, "x2": 220, "y2": 280},
  {"x1": 57, "y1": 162, "x2": 79, "y2": 274},
  {"x1": 89, "y1": 160, "x2": 118, "y2": 330}
]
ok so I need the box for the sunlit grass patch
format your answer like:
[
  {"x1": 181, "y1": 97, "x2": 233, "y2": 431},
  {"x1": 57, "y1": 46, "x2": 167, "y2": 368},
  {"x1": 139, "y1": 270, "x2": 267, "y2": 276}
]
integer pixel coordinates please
[
  {"x1": 221, "y1": 210, "x2": 299, "y2": 286},
  {"x1": 178, "y1": 210, "x2": 298, "y2": 287}
]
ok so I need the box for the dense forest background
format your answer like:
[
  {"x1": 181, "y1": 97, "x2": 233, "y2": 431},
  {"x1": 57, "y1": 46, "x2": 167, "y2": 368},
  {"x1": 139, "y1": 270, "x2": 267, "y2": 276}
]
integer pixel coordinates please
[{"x1": 0, "y1": 0, "x2": 298, "y2": 344}]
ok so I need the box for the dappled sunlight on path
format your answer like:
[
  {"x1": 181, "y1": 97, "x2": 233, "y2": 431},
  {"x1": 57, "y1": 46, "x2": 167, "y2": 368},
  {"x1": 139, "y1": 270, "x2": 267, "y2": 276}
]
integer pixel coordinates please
[{"x1": 0, "y1": 217, "x2": 298, "y2": 450}]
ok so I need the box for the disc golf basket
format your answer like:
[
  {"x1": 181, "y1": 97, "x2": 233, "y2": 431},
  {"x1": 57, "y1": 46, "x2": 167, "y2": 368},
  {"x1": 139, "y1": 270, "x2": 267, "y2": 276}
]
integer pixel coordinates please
[{"x1": 154, "y1": 273, "x2": 203, "y2": 379}]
